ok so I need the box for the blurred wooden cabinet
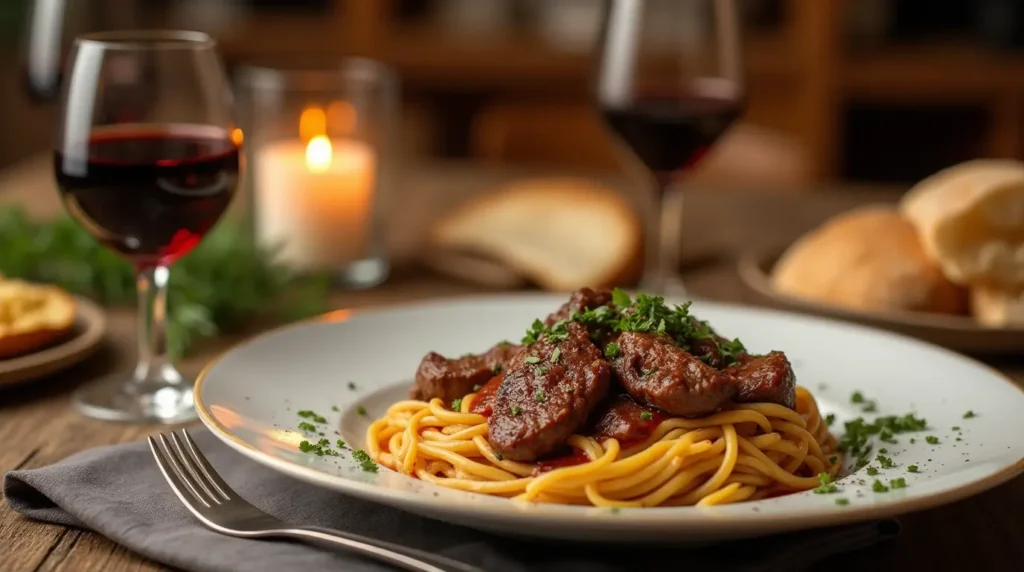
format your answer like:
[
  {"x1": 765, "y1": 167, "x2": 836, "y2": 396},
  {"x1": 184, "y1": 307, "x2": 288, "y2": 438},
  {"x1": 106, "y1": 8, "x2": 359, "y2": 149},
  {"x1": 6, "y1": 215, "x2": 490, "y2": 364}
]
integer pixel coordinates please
[{"x1": 135, "y1": 0, "x2": 1024, "y2": 183}]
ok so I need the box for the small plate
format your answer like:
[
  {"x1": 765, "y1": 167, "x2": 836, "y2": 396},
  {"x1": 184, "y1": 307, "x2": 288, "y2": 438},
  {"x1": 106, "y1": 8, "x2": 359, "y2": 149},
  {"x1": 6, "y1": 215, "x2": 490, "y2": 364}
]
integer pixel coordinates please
[
  {"x1": 738, "y1": 250, "x2": 1024, "y2": 355},
  {"x1": 195, "y1": 294, "x2": 1024, "y2": 542},
  {"x1": 0, "y1": 296, "x2": 107, "y2": 387}
]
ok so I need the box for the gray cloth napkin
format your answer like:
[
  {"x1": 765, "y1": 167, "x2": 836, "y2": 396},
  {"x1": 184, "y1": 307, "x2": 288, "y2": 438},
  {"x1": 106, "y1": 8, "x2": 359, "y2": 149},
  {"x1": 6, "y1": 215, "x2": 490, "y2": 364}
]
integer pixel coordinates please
[{"x1": 4, "y1": 429, "x2": 899, "y2": 572}]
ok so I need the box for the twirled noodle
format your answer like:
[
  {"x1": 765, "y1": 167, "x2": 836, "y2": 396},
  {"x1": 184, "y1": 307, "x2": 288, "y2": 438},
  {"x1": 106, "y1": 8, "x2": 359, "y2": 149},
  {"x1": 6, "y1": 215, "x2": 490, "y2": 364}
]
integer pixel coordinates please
[{"x1": 367, "y1": 385, "x2": 841, "y2": 507}]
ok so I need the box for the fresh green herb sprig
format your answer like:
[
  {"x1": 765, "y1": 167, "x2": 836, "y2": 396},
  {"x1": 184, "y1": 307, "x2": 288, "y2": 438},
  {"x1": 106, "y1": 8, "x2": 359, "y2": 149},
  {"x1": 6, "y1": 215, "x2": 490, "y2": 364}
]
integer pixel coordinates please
[{"x1": 0, "y1": 206, "x2": 331, "y2": 358}]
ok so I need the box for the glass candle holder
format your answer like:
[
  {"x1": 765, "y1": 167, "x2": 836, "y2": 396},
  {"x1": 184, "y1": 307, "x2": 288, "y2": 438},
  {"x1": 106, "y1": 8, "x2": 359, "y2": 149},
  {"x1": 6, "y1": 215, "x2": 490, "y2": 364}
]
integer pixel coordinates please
[{"x1": 236, "y1": 60, "x2": 398, "y2": 289}]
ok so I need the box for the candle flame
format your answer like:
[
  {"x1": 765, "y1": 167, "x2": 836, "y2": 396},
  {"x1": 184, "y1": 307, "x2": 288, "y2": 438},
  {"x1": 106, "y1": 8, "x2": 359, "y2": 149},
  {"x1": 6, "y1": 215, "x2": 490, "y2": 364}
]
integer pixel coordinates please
[
  {"x1": 305, "y1": 135, "x2": 333, "y2": 173},
  {"x1": 299, "y1": 106, "x2": 327, "y2": 142},
  {"x1": 230, "y1": 127, "x2": 244, "y2": 147}
]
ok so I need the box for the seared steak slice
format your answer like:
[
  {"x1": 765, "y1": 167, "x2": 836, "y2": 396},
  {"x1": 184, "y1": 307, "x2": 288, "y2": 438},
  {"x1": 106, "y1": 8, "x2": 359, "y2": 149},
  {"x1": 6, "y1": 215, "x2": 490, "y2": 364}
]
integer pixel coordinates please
[
  {"x1": 544, "y1": 287, "x2": 614, "y2": 325},
  {"x1": 613, "y1": 332, "x2": 736, "y2": 417},
  {"x1": 488, "y1": 323, "x2": 611, "y2": 461},
  {"x1": 587, "y1": 393, "x2": 664, "y2": 445},
  {"x1": 414, "y1": 343, "x2": 522, "y2": 404},
  {"x1": 727, "y1": 351, "x2": 796, "y2": 409}
]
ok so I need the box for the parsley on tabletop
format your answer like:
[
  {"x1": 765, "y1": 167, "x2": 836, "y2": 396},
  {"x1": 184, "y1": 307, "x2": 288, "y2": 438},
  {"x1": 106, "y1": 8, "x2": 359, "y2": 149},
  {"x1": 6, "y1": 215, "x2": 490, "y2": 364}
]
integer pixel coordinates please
[
  {"x1": 963, "y1": 410, "x2": 977, "y2": 419},
  {"x1": 908, "y1": 465, "x2": 919, "y2": 473},
  {"x1": 926, "y1": 436, "x2": 939, "y2": 445},
  {"x1": 0, "y1": 206, "x2": 331, "y2": 358}
]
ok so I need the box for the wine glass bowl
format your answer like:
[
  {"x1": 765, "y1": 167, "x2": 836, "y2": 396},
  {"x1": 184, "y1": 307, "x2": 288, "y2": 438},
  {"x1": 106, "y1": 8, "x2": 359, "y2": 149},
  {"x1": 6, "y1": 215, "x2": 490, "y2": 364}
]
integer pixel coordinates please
[
  {"x1": 53, "y1": 30, "x2": 239, "y2": 423},
  {"x1": 596, "y1": 0, "x2": 745, "y2": 294}
]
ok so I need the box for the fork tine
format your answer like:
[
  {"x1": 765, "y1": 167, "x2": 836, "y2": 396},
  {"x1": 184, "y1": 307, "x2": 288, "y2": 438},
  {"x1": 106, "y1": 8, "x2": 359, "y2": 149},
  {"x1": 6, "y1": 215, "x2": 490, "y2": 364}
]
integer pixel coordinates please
[
  {"x1": 156, "y1": 433, "x2": 216, "y2": 507},
  {"x1": 177, "y1": 429, "x2": 235, "y2": 502},
  {"x1": 149, "y1": 435, "x2": 211, "y2": 509},
  {"x1": 168, "y1": 432, "x2": 224, "y2": 504}
]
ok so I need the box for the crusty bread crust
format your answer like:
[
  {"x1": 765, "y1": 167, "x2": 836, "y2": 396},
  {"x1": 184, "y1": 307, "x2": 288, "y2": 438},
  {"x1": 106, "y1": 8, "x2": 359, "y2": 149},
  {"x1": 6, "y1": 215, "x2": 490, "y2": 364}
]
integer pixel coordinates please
[
  {"x1": 0, "y1": 279, "x2": 77, "y2": 359},
  {"x1": 771, "y1": 205, "x2": 966, "y2": 315},
  {"x1": 969, "y1": 284, "x2": 1024, "y2": 327},
  {"x1": 431, "y1": 178, "x2": 643, "y2": 291},
  {"x1": 900, "y1": 159, "x2": 1024, "y2": 287}
]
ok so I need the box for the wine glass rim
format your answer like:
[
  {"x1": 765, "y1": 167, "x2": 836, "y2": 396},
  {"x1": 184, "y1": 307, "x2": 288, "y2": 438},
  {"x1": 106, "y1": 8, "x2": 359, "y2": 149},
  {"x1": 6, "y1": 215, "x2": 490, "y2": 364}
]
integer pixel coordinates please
[{"x1": 75, "y1": 30, "x2": 216, "y2": 50}]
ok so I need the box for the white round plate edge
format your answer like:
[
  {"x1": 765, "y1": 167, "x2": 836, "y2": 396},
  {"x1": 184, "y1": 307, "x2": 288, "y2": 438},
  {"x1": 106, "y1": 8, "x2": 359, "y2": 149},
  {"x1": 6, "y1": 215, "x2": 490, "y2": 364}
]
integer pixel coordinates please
[{"x1": 195, "y1": 293, "x2": 1024, "y2": 541}]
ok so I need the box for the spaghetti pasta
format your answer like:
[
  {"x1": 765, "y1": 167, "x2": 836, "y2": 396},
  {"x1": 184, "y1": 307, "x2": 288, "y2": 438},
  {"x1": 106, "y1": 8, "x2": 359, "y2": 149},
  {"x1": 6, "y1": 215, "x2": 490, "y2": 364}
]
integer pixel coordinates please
[{"x1": 367, "y1": 385, "x2": 841, "y2": 507}]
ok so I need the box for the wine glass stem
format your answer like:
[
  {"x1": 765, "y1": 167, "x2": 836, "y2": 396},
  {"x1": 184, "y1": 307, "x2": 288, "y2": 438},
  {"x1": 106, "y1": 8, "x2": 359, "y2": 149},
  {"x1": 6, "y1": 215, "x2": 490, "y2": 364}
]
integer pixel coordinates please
[
  {"x1": 134, "y1": 265, "x2": 175, "y2": 383},
  {"x1": 641, "y1": 180, "x2": 687, "y2": 297}
]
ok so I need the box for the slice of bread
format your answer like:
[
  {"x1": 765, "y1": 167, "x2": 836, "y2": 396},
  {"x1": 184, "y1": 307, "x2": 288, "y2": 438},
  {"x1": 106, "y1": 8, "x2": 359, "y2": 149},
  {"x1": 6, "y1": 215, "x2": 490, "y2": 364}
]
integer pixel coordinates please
[
  {"x1": 430, "y1": 177, "x2": 642, "y2": 292},
  {"x1": 0, "y1": 278, "x2": 77, "y2": 359},
  {"x1": 969, "y1": 284, "x2": 1024, "y2": 327},
  {"x1": 771, "y1": 205, "x2": 967, "y2": 315},
  {"x1": 899, "y1": 159, "x2": 1024, "y2": 287}
]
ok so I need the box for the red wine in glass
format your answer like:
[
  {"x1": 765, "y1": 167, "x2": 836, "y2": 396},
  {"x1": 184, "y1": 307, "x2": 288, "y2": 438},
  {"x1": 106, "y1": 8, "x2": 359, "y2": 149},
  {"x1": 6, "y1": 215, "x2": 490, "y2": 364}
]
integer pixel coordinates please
[
  {"x1": 602, "y1": 93, "x2": 742, "y2": 188},
  {"x1": 55, "y1": 124, "x2": 240, "y2": 269}
]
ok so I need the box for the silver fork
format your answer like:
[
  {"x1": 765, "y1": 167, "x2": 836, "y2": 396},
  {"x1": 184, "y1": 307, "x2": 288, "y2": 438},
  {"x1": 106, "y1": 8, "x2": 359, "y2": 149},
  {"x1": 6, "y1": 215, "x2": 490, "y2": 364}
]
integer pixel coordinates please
[{"x1": 149, "y1": 429, "x2": 484, "y2": 572}]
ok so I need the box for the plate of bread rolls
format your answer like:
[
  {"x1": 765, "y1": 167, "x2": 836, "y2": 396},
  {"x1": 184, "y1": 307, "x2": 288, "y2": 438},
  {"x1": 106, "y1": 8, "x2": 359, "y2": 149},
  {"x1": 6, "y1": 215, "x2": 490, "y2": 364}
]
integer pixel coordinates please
[
  {"x1": 0, "y1": 277, "x2": 106, "y2": 386},
  {"x1": 739, "y1": 159, "x2": 1024, "y2": 354}
]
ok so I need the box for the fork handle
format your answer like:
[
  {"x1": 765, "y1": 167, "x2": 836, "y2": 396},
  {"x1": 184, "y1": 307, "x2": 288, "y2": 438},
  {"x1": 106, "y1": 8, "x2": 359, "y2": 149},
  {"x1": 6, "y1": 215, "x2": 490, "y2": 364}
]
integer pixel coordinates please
[{"x1": 278, "y1": 527, "x2": 483, "y2": 572}]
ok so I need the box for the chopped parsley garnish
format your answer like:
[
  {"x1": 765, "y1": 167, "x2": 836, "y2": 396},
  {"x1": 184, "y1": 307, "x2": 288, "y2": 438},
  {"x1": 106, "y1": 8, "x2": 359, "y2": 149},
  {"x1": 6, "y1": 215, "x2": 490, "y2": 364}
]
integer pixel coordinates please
[
  {"x1": 451, "y1": 398, "x2": 463, "y2": 412},
  {"x1": 472, "y1": 384, "x2": 482, "y2": 392},
  {"x1": 956, "y1": 437, "x2": 962, "y2": 442},
  {"x1": 851, "y1": 392, "x2": 865, "y2": 404},
  {"x1": 604, "y1": 343, "x2": 621, "y2": 359},
  {"x1": 825, "y1": 413, "x2": 836, "y2": 426},
  {"x1": 511, "y1": 406, "x2": 522, "y2": 416},
  {"x1": 610, "y1": 507, "x2": 622, "y2": 515},
  {"x1": 535, "y1": 391, "x2": 547, "y2": 403},
  {"x1": 872, "y1": 480, "x2": 889, "y2": 493},
  {"x1": 298, "y1": 438, "x2": 340, "y2": 457},
  {"x1": 889, "y1": 477, "x2": 907, "y2": 490},
  {"x1": 493, "y1": 363, "x2": 503, "y2": 374},
  {"x1": 837, "y1": 413, "x2": 928, "y2": 468},
  {"x1": 347, "y1": 381, "x2": 357, "y2": 390},
  {"x1": 550, "y1": 348, "x2": 561, "y2": 363},
  {"x1": 351, "y1": 449, "x2": 379, "y2": 472},
  {"x1": 521, "y1": 288, "x2": 746, "y2": 366},
  {"x1": 494, "y1": 451, "x2": 504, "y2": 461},
  {"x1": 952, "y1": 426, "x2": 961, "y2": 431},
  {"x1": 907, "y1": 465, "x2": 919, "y2": 473},
  {"x1": 835, "y1": 498, "x2": 850, "y2": 506},
  {"x1": 963, "y1": 410, "x2": 976, "y2": 419},
  {"x1": 829, "y1": 455, "x2": 838, "y2": 464},
  {"x1": 813, "y1": 473, "x2": 839, "y2": 494},
  {"x1": 875, "y1": 454, "x2": 895, "y2": 469},
  {"x1": 878, "y1": 448, "x2": 888, "y2": 454},
  {"x1": 536, "y1": 366, "x2": 550, "y2": 376},
  {"x1": 524, "y1": 356, "x2": 541, "y2": 364},
  {"x1": 640, "y1": 411, "x2": 654, "y2": 421},
  {"x1": 642, "y1": 368, "x2": 657, "y2": 378},
  {"x1": 926, "y1": 436, "x2": 939, "y2": 445},
  {"x1": 497, "y1": 340, "x2": 512, "y2": 347},
  {"x1": 356, "y1": 405, "x2": 367, "y2": 416},
  {"x1": 297, "y1": 410, "x2": 327, "y2": 424},
  {"x1": 298, "y1": 422, "x2": 317, "y2": 433},
  {"x1": 331, "y1": 405, "x2": 339, "y2": 412},
  {"x1": 862, "y1": 402, "x2": 878, "y2": 413},
  {"x1": 865, "y1": 466, "x2": 879, "y2": 476},
  {"x1": 910, "y1": 438, "x2": 917, "y2": 444},
  {"x1": 336, "y1": 439, "x2": 346, "y2": 449}
]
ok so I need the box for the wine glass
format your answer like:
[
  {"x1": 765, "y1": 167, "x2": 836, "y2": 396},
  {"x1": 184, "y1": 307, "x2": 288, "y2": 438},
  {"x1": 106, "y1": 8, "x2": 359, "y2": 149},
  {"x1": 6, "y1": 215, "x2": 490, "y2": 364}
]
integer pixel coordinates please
[
  {"x1": 596, "y1": 0, "x2": 744, "y2": 295},
  {"x1": 54, "y1": 31, "x2": 240, "y2": 423}
]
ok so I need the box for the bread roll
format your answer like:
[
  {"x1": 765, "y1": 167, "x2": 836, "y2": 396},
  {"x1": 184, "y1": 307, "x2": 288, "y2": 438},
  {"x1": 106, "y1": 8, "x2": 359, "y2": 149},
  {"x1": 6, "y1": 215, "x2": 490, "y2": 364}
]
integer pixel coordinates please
[
  {"x1": 899, "y1": 159, "x2": 1024, "y2": 287},
  {"x1": 0, "y1": 278, "x2": 76, "y2": 359},
  {"x1": 771, "y1": 205, "x2": 966, "y2": 315},
  {"x1": 431, "y1": 178, "x2": 642, "y2": 292},
  {"x1": 969, "y1": 285, "x2": 1024, "y2": 327}
]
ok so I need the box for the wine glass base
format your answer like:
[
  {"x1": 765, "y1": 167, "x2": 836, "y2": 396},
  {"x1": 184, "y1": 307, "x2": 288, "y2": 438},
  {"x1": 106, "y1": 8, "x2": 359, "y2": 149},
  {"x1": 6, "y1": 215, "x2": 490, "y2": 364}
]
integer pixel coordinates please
[{"x1": 73, "y1": 367, "x2": 196, "y2": 424}]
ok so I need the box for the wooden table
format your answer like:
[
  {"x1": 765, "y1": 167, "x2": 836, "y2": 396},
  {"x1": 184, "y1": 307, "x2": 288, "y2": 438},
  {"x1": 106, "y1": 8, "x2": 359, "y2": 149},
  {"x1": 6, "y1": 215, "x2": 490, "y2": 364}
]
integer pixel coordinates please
[{"x1": 2, "y1": 158, "x2": 1022, "y2": 571}]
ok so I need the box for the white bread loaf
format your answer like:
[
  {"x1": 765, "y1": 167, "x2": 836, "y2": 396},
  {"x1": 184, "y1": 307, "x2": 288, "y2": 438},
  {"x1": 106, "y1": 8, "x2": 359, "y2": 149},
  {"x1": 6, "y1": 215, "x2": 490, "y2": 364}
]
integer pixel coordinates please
[
  {"x1": 771, "y1": 205, "x2": 966, "y2": 315},
  {"x1": 969, "y1": 285, "x2": 1024, "y2": 327},
  {"x1": 431, "y1": 178, "x2": 642, "y2": 292},
  {"x1": 899, "y1": 159, "x2": 1024, "y2": 287}
]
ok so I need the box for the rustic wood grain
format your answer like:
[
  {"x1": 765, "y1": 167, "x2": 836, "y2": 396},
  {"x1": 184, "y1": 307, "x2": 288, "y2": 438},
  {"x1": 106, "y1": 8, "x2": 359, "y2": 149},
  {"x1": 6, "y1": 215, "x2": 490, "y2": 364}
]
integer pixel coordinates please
[{"x1": 1, "y1": 158, "x2": 1022, "y2": 572}]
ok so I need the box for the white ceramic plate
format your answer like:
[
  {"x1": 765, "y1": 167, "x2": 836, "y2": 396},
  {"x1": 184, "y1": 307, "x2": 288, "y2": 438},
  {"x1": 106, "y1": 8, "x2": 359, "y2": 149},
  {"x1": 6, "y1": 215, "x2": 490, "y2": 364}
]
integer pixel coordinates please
[{"x1": 195, "y1": 294, "x2": 1024, "y2": 542}]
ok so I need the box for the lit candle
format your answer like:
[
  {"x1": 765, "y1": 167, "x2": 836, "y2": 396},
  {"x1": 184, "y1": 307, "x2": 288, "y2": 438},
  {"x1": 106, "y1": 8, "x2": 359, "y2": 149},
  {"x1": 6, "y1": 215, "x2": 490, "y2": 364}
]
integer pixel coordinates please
[{"x1": 255, "y1": 132, "x2": 376, "y2": 271}]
